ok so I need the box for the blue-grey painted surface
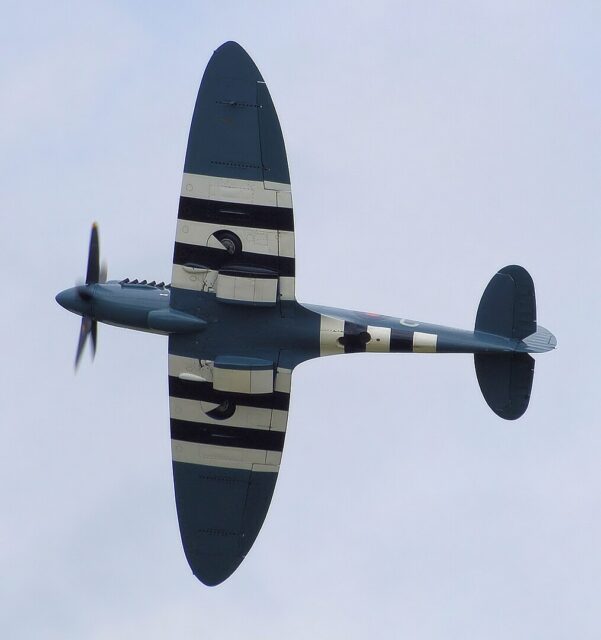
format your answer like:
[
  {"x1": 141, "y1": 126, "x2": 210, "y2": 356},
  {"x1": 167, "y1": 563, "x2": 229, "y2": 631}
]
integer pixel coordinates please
[
  {"x1": 214, "y1": 356, "x2": 275, "y2": 370},
  {"x1": 475, "y1": 265, "x2": 536, "y2": 340},
  {"x1": 56, "y1": 273, "x2": 555, "y2": 585},
  {"x1": 55, "y1": 40, "x2": 557, "y2": 589},
  {"x1": 55, "y1": 282, "x2": 553, "y2": 374},
  {"x1": 183, "y1": 41, "x2": 290, "y2": 184},
  {"x1": 171, "y1": 461, "x2": 278, "y2": 587}
]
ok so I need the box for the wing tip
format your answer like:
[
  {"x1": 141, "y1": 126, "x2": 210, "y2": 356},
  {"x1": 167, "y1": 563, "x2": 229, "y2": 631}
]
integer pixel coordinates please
[
  {"x1": 189, "y1": 554, "x2": 244, "y2": 587},
  {"x1": 215, "y1": 40, "x2": 245, "y2": 53},
  {"x1": 209, "y1": 41, "x2": 261, "y2": 79}
]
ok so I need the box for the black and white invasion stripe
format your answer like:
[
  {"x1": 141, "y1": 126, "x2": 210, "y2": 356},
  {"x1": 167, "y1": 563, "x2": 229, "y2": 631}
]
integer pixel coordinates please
[
  {"x1": 318, "y1": 315, "x2": 438, "y2": 356},
  {"x1": 171, "y1": 174, "x2": 295, "y2": 303},
  {"x1": 168, "y1": 353, "x2": 291, "y2": 472}
]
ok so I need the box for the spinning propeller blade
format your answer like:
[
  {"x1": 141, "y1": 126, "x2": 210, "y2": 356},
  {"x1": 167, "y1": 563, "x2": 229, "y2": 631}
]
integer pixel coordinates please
[
  {"x1": 86, "y1": 223, "x2": 100, "y2": 284},
  {"x1": 74, "y1": 224, "x2": 104, "y2": 369},
  {"x1": 90, "y1": 318, "x2": 98, "y2": 355},
  {"x1": 99, "y1": 260, "x2": 108, "y2": 284},
  {"x1": 75, "y1": 316, "x2": 95, "y2": 369}
]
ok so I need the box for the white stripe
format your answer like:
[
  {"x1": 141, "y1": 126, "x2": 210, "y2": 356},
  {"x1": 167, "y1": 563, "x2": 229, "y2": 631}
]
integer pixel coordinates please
[
  {"x1": 252, "y1": 463, "x2": 281, "y2": 473},
  {"x1": 169, "y1": 354, "x2": 292, "y2": 388},
  {"x1": 169, "y1": 357, "x2": 290, "y2": 432},
  {"x1": 264, "y1": 180, "x2": 291, "y2": 193},
  {"x1": 171, "y1": 264, "x2": 218, "y2": 293},
  {"x1": 215, "y1": 273, "x2": 278, "y2": 305},
  {"x1": 413, "y1": 331, "x2": 438, "y2": 353},
  {"x1": 276, "y1": 190, "x2": 292, "y2": 208},
  {"x1": 278, "y1": 229, "x2": 295, "y2": 258},
  {"x1": 274, "y1": 367, "x2": 292, "y2": 394},
  {"x1": 170, "y1": 396, "x2": 287, "y2": 430},
  {"x1": 213, "y1": 365, "x2": 274, "y2": 395},
  {"x1": 172, "y1": 440, "x2": 280, "y2": 472},
  {"x1": 270, "y1": 410, "x2": 288, "y2": 431},
  {"x1": 181, "y1": 173, "x2": 291, "y2": 208},
  {"x1": 176, "y1": 219, "x2": 295, "y2": 259},
  {"x1": 172, "y1": 439, "x2": 269, "y2": 468},
  {"x1": 172, "y1": 268, "x2": 294, "y2": 299},
  {"x1": 171, "y1": 395, "x2": 270, "y2": 428},
  {"x1": 265, "y1": 451, "x2": 282, "y2": 466},
  {"x1": 366, "y1": 326, "x2": 391, "y2": 352},
  {"x1": 172, "y1": 440, "x2": 281, "y2": 471},
  {"x1": 169, "y1": 353, "x2": 208, "y2": 378},
  {"x1": 254, "y1": 277, "x2": 279, "y2": 304},
  {"x1": 320, "y1": 315, "x2": 345, "y2": 356},
  {"x1": 278, "y1": 276, "x2": 295, "y2": 301}
]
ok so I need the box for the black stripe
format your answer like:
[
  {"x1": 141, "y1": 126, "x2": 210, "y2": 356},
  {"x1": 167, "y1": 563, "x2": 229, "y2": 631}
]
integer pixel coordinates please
[
  {"x1": 171, "y1": 418, "x2": 285, "y2": 452},
  {"x1": 219, "y1": 265, "x2": 278, "y2": 279},
  {"x1": 173, "y1": 242, "x2": 295, "y2": 277},
  {"x1": 178, "y1": 196, "x2": 294, "y2": 232},
  {"x1": 390, "y1": 329, "x2": 413, "y2": 353},
  {"x1": 338, "y1": 322, "x2": 370, "y2": 354},
  {"x1": 169, "y1": 376, "x2": 290, "y2": 411}
]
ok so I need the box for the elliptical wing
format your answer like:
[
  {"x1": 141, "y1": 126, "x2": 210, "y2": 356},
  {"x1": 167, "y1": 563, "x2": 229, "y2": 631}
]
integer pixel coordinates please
[
  {"x1": 171, "y1": 42, "x2": 295, "y2": 312},
  {"x1": 168, "y1": 344, "x2": 291, "y2": 585}
]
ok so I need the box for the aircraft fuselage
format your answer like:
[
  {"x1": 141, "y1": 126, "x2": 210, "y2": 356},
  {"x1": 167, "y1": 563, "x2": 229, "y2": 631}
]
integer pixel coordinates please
[{"x1": 56, "y1": 280, "x2": 539, "y2": 368}]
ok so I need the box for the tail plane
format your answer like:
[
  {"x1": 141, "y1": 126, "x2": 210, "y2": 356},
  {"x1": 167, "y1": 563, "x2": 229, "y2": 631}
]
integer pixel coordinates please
[{"x1": 474, "y1": 265, "x2": 556, "y2": 420}]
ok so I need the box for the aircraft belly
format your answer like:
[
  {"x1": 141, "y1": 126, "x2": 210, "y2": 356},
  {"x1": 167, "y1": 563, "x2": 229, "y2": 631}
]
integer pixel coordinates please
[{"x1": 56, "y1": 40, "x2": 557, "y2": 591}]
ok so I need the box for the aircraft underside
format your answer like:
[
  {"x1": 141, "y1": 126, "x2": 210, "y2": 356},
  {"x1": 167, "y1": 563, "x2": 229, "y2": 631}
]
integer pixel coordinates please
[{"x1": 56, "y1": 41, "x2": 556, "y2": 587}]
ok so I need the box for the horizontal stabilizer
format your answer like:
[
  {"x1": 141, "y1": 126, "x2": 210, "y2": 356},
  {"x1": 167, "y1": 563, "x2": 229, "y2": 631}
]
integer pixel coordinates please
[
  {"x1": 475, "y1": 265, "x2": 536, "y2": 340},
  {"x1": 475, "y1": 352, "x2": 534, "y2": 420},
  {"x1": 473, "y1": 265, "x2": 549, "y2": 419}
]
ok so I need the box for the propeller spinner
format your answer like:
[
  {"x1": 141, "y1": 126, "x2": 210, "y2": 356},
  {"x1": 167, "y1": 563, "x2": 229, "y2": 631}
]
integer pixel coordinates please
[{"x1": 56, "y1": 224, "x2": 108, "y2": 369}]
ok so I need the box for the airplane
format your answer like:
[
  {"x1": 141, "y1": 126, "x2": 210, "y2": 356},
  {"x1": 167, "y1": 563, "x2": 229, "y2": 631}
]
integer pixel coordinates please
[{"x1": 56, "y1": 41, "x2": 557, "y2": 586}]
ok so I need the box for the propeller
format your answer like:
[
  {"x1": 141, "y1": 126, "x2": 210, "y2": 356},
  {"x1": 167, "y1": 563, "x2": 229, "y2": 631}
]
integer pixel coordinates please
[{"x1": 74, "y1": 223, "x2": 107, "y2": 369}]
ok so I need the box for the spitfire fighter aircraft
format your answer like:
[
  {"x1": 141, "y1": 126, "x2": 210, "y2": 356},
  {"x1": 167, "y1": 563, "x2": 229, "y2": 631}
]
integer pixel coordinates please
[{"x1": 56, "y1": 41, "x2": 556, "y2": 586}]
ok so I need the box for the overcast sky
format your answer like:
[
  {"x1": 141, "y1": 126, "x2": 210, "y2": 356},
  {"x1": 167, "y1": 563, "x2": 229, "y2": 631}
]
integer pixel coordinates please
[{"x1": 1, "y1": 2, "x2": 600, "y2": 638}]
